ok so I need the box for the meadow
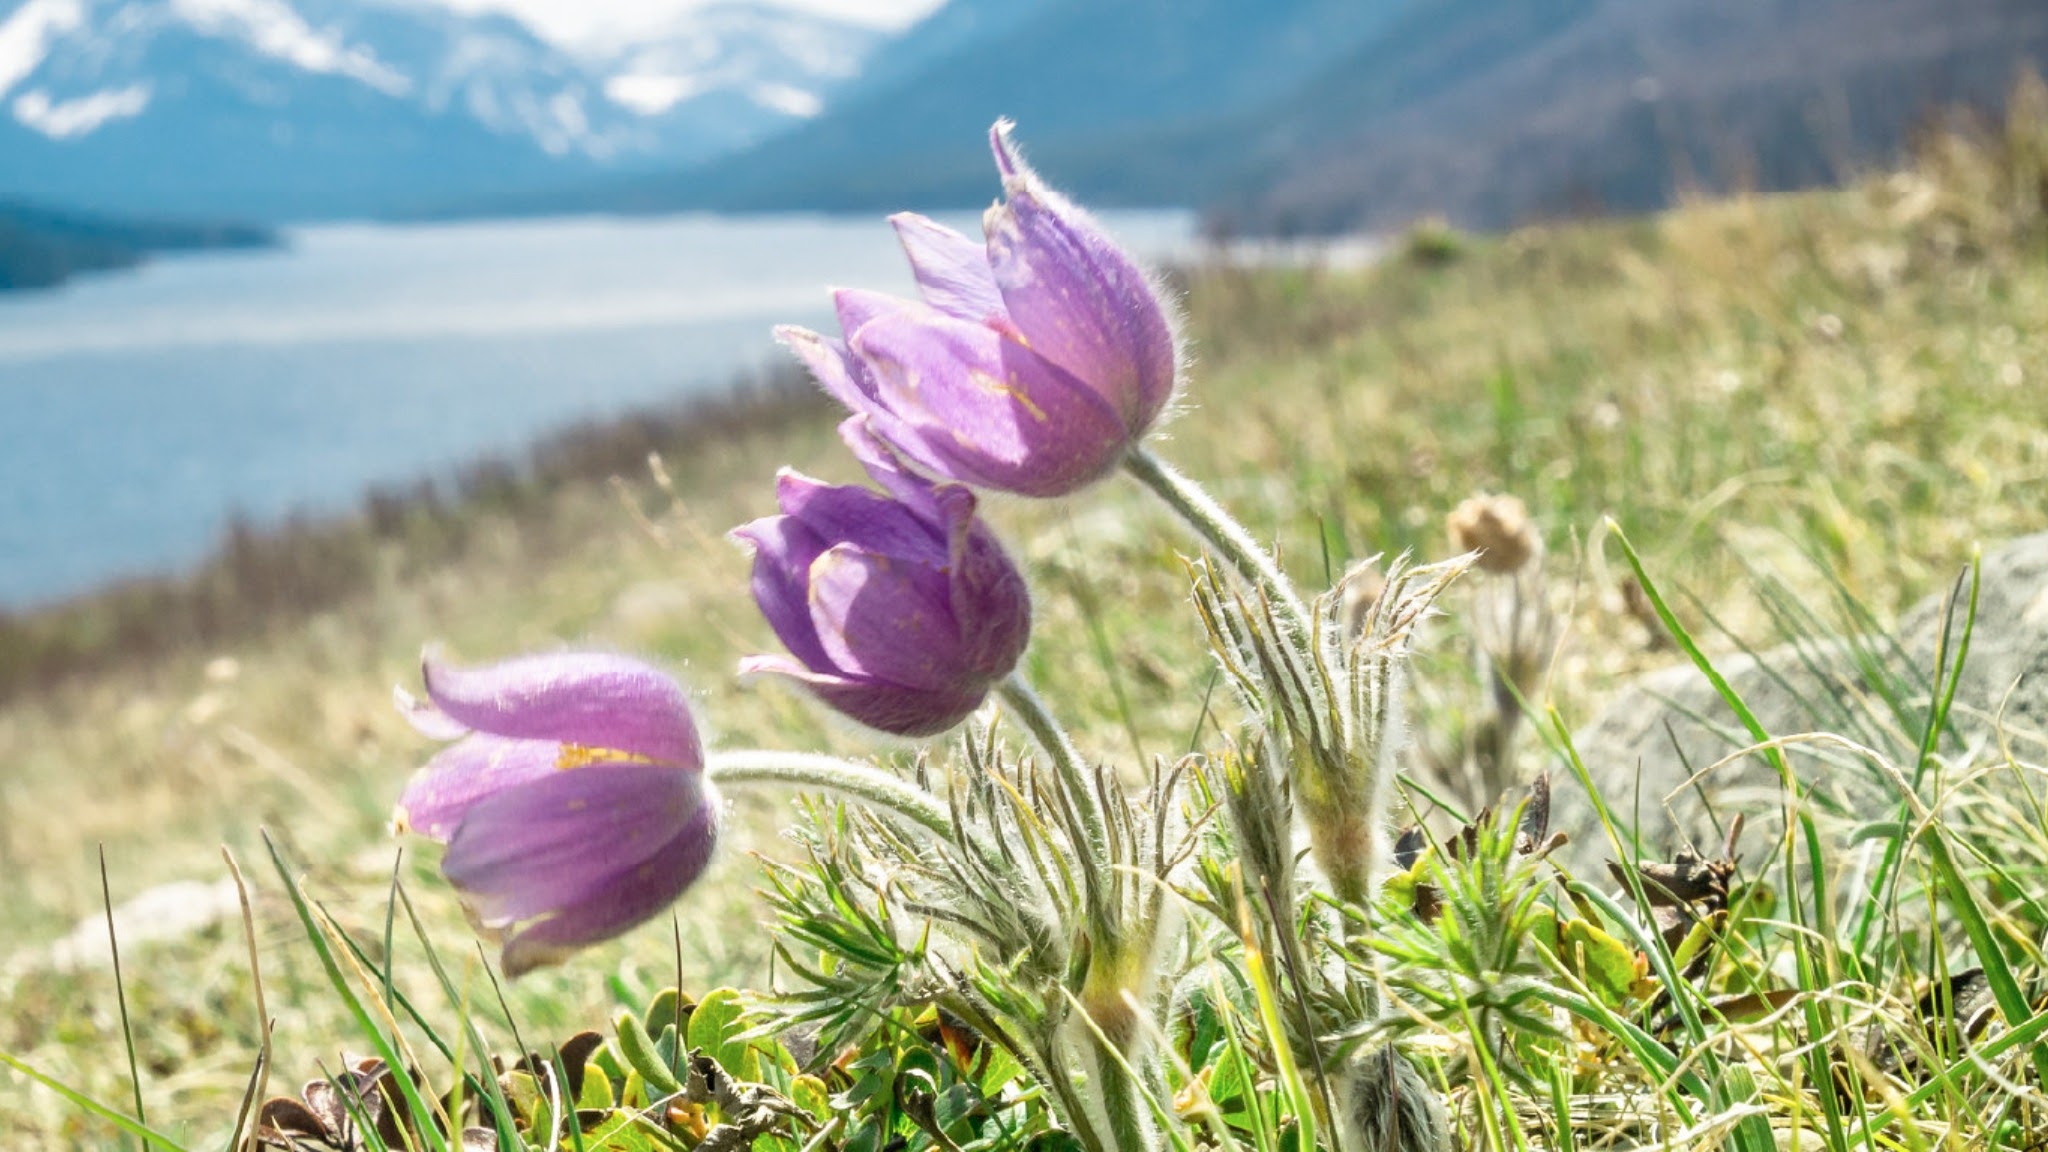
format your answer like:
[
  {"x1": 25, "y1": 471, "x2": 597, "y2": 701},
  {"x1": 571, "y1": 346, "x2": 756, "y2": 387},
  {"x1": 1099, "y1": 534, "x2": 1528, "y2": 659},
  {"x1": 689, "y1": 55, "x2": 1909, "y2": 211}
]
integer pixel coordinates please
[{"x1": 1, "y1": 85, "x2": 2045, "y2": 1149}]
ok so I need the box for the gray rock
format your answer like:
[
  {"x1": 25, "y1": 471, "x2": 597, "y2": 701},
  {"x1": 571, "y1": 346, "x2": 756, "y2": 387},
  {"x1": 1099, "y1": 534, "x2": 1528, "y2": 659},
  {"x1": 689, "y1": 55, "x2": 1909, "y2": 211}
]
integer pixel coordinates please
[
  {"x1": 10, "y1": 878, "x2": 243, "y2": 975},
  {"x1": 1558, "y1": 534, "x2": 2048, "y2": 865}
]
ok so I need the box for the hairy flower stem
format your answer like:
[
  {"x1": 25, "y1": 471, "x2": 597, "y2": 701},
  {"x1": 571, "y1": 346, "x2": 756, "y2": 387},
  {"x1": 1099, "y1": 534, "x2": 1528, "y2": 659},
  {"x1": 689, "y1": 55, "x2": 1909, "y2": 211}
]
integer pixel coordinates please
[
  {"x1": 1084, "y1": 1038, "x2": 1158, "y2": 1152},
  {"x1": 704, "y1": 751, "x2": 952, "y2": 838},
  {"x1": 995, "y1": 676, "x2": 1114, "y2": 936},
  {"x1": 1124, "y1": 445, "x2": 1310, "y2": 629}
]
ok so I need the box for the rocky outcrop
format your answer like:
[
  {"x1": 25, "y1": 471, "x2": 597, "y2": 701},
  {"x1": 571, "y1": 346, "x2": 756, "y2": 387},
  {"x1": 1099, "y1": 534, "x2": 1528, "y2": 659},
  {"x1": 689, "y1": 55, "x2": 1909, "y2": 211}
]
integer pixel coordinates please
[{"x1": 1560, "y1": 534, "x2": 2048, "y2": 863}]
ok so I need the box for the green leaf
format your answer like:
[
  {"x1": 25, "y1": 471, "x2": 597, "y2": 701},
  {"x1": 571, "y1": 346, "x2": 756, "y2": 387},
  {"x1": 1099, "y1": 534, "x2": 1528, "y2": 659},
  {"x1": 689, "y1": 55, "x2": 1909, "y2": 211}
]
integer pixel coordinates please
[
  {"x1": 577, "y1": 1065, "x2": 616, "y2": 1111},
  {"x1": 685, "y1": 988, "x2": 757, "y2": 1081},
  {"x1": 791, "y1": 1075, "x2": 832, "y2": 1124},
  {"x1": 975, "y1": 1045, "x2": 1025, "y2": 1098},
  {"x1": 580, "y1": 1111, "x2": 665, "y2": 1151},
  {"x1": 641, "y1": 988, "x2": 691, "y2": 1038},
  {"x1": 502, "y1": 1070, "x2": 545, "y2": 1128},
  {"x1": 1205, "y1": 1041, "x2": 1252, "y2": 1110},
  {"x1": 615, "y1": 1011, "x2": 683, "y2": 1098},
  {"x1": 1670, "y1": 911, "x2": 1727, "y2": 975},
  {"x1": 1532, "y1": 907, "x2": 1642, "y2": 1008}
]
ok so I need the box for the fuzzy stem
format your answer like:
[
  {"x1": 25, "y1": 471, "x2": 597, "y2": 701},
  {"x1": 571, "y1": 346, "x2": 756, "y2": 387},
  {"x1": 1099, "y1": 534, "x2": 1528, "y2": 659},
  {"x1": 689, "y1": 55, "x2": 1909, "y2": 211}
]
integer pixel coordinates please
[
  {"x1": 704, "y1": 751, "x2": 952, "y2": 838},
  {"x1": 1124, "y1": 444, "x2": 1310, "y2": 627},
  {"x1": 1084, "y1": 1037, "x2": 1160, "y2": 1151},
  {"x1": 995, "y1": 676, "x2": 1114, "y2": 928}
]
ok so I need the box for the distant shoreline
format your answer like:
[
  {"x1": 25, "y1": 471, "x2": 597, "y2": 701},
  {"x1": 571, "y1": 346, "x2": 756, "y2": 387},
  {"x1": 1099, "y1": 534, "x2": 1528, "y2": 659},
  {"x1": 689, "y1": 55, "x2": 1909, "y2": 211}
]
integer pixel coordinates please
[
  {"x1": 0, "y1": 362, "x2": 827, "y2": 701},
  {"x1": 0, "y1": 202, "x2": 278, "y2": 295}
]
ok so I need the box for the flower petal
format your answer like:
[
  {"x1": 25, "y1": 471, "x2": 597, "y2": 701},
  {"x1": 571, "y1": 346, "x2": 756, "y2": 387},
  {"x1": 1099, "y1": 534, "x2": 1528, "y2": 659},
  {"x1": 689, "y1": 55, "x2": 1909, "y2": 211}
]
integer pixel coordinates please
[
  {"x1": 497, "y1": 800, "x2": 718, "y2": 977},
  {"x1": 441, "y1": 764, "x2": 706, "y2": 928},
  {"x1": 395, "y1": 733, "x2": 562, "y2": 842},
  {"x1": 738, "y1": 655, "x2": 984, "y2": 738},
  {"x1": 776, "y1": 468, "x2": 946, "y2": 565},
  {"x1": 984, "y1": 123, "x2": 1176, "y2": 432},
  {"x1": 775, "y1": 324, "x2": 879, "y2": 413},
  {"x1": 778, "y1": 319, "x2": 970, "y2": 484},
  {"x1": 732, "y1": 512, "x2": 837, "y2": 674},
  {"x1": 394, "y1": 685, "x2": 469, "y2": 740},
  {"x1": 421, "y1": 652, "x2": 702, "y2": 769},
  {"x1": 948, "y1": 515, "x2": 1033, "y2": 680},
  {"x1": 833, "y1": 287, "x2": 913, "y2": 337},
  {"x1": 890, "y1": 212, "x2": 1005, "y2": 323},
  {"x1": 850, "y1": 306, "x2": 1130, "y2": 497},
  {"x1": 838, "y1": 416, "x2": 940, "y2": 517},
  {"x1": 806, "y1": 543, "x2": 962, "y2": 691}
]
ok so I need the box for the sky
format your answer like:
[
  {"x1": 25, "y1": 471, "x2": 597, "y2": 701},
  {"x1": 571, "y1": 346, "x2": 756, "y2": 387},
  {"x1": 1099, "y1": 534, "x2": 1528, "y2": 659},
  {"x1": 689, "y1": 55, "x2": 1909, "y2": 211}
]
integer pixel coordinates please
[{"x1": 416, "y1": 0, "x2": 945, "y2": 49}]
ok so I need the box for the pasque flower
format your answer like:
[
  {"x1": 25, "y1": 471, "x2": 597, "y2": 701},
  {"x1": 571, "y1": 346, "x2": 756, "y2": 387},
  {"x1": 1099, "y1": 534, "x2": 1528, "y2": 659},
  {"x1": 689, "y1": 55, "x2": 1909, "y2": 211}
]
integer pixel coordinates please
[
  {"x1": 734, "y1": 417, "x2": 1031, "y2": 736},
  {"x1": 392, "y1": 651, "x2": 716, "y2": 976},
  {"x1": 776, "y1": 121, "x2": 1178, "y2": 498}
]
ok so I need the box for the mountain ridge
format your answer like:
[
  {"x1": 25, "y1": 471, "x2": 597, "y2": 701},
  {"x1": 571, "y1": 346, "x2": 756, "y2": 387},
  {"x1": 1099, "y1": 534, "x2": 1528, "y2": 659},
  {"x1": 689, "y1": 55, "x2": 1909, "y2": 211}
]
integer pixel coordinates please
[
  {"x1": 514, "y1": 0, "x2": 2048, "y2": 236},
  {"x1": 0, "y1": 0, "x2": 888, "y2": 219}
]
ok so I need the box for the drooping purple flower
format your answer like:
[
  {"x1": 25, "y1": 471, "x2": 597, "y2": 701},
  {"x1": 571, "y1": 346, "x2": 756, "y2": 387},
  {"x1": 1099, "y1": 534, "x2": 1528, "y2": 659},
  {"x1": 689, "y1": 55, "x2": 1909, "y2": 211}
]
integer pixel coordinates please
[
  {"x1": 392, "y1": 651, "x2": 716, "y2": 977},
  {"x1": 776, "y1": 121, "x2": 1178, "y2": 499},
  {"x1": 733, "y1": 417, "x2": 1031, "y2": 737}
]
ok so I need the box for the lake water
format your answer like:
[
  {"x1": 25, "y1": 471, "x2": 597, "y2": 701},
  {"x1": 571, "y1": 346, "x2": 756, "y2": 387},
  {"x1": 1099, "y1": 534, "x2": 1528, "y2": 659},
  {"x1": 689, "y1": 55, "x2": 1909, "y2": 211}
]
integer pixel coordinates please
[{"x1": 0, "y1": 212, "x2": 1195, "y2": 609}]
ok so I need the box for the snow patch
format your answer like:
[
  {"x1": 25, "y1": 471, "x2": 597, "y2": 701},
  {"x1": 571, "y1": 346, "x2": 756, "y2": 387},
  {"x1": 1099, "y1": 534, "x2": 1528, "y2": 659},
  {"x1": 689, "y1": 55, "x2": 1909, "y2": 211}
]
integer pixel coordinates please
[
  {"x1": 605, "y1": 72, "x2": 701, "y2": 115},
  {"x1": 749, "y1": 81, "x2": 819, "y2": 118},
  {"x1": 0, "y1": 0, "x2": 85, "y2": 102},
  {"x1": 14, "y1": 83, "x2": 152, "y2": 138},
  {"x1": 169, "y1": 0, "x2": 412, "y2": 96},
  {"x1": 547, "y1": 89, "x2": 586, "y2": 138}
]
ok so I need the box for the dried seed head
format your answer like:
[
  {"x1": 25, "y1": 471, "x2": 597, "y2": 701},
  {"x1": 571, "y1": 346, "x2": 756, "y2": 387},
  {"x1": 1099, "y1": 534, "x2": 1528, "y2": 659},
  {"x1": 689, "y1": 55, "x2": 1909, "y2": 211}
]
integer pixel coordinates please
[{"x1": 1447, "y1": 494, "x2": 1538, "y2": 574}]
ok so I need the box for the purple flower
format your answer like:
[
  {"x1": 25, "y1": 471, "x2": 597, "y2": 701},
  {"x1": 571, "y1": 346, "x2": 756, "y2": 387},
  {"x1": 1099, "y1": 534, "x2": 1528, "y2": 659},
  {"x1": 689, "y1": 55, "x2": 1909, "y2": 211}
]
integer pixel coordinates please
[
  {"x1": 392, "y1": 651, "x2": 716, "y2": 977},
  {"x1": 777, "y1": 121, "x2": 1178, "y2": 499},
  {"x1": 733, "y1": 418, "x2": 1031, "y2": 737}
]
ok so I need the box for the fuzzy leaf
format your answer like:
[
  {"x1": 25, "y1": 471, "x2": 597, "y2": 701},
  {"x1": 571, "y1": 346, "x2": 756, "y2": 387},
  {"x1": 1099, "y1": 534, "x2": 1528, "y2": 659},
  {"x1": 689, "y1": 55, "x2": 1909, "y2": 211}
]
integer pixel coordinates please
[{"x1": 615, "y1": 1011, "x2": 683, "y2": 1098}]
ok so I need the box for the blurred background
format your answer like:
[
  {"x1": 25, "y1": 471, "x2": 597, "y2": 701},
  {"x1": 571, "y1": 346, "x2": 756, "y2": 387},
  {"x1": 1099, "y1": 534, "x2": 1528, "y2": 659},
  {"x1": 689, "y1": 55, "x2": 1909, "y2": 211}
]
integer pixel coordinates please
[
  {"x1": 5, "y1": 3, "x2": 2048, "y2": 1145},
  {"x1": 3, "y1": 0, "x2": 2044, "y2": 622}
]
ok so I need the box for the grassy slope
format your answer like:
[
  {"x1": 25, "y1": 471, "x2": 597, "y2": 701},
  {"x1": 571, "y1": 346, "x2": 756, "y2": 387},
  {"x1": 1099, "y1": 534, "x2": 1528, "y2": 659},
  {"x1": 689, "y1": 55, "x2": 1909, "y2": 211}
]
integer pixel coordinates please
[{"x1": 1, "y1": 123, "x2": 2044, "y2": 1146}]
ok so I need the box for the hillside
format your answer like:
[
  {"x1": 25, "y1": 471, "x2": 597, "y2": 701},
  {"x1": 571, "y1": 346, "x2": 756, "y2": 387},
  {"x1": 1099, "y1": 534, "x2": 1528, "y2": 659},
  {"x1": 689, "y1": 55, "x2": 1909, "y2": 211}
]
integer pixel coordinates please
[
  {"x1": 0, "y1": 202, "x2": 273, "y2": 291},
  {"x1": 1215, "y1": 0, "x2": 2048, "y2": 233},
  {"x1": 523, "y1": 0, "x2": 1401, "y2": 213},
  {"x1": 539, "y1": 0, "x2": 2048, "y2": 234}
]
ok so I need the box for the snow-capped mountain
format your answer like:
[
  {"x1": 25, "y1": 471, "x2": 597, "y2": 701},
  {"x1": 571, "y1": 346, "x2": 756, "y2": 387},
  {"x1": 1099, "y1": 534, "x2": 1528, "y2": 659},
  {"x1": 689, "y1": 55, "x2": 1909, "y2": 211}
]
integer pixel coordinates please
[
  {"x1": 586, "y1": 2, "x2": 882, "y2": 163},
  {"x1": 0, "y1": 0, "x2": 885, "y2": 219}
]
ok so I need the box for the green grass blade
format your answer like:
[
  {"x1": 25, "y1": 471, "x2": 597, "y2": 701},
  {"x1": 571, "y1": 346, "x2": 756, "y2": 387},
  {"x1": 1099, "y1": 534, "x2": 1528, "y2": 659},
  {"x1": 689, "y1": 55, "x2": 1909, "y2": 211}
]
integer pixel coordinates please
[
  {"x1": 0, "y1": 1052, "x2": 192, "y2": 1152},
  {"x1": 99, "y1": 844, "x2": 150, "y2": 1152},
  {"x1": 261, "y1": 831, "x2": 453, "y2": 1152},
  {"x1": 392, "y1": 883, "x2": 523, "y2": 1150},
  {"x1": 1852, "y1": 561, "x2": 1978, "y2": 964},
  {"x1": 1607, "y1": 524, "x2": 1854, "y2": 1148}
]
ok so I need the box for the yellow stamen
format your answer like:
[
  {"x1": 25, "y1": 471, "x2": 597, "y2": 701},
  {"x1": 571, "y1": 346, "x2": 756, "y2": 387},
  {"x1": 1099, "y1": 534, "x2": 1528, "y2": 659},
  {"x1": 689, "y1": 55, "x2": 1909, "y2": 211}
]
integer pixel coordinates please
[{"x1": 553, "y1": 743, "x2": 660, "y2": 770}]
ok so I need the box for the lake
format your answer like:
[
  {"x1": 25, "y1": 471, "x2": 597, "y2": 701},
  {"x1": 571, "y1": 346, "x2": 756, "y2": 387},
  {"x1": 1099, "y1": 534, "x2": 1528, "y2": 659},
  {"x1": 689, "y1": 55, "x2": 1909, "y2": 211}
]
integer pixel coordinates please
[{"x1": 0, "y1": 212, "x2": 1195, "y2": 609}]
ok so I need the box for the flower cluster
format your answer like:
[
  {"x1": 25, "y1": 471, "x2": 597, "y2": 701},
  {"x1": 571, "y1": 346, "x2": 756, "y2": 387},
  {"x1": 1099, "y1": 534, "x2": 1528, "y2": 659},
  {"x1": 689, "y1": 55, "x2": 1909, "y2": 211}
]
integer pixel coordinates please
[
  {"x1": 739, "y1": 121, "x2": 1180, "y2": 734},
  {"x1": 393, "y1": 121, "x2": 1181, "y2": 972},
  {"x1": 388, "y1": 119, "x2": 1457, "y2": 1152}
]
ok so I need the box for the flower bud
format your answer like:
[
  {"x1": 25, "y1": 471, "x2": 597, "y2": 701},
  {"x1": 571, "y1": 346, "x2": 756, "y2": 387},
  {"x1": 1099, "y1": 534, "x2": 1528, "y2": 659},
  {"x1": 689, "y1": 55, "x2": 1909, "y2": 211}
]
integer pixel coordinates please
[
  {"x1": 734, "y1": 418, "x2": 1031, "y2": 737},
  {"x1": 776, "y1": 121, "x2": 1177, "y2": 498},
  {"x1": 1447, "y1": 493, "x2": 1539, "y2": 574},
  {"x1": 393, "y1": 651, "x2": 717, "y2": 976}
]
